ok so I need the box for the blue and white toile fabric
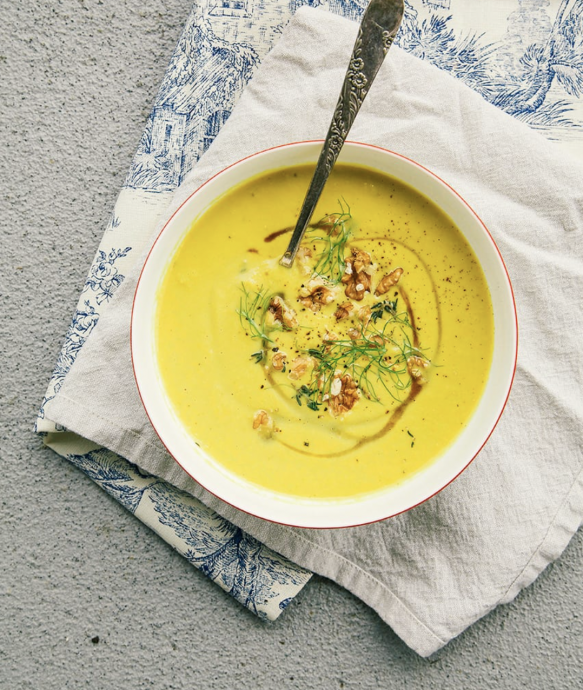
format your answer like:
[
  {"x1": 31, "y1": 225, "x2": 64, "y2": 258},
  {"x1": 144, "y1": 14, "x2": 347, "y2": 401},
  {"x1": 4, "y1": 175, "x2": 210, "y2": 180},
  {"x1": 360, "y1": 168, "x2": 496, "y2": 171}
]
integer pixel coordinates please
[{"x1": 38, "y1": 0, "x2": 583, "y2": 641}]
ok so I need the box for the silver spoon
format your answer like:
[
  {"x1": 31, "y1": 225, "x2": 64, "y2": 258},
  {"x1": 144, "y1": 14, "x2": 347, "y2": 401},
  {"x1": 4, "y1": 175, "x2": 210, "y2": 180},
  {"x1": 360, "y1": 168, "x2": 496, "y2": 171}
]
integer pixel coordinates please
[{"x1": 280, "y1": 0, "x2": 405, "y2": 268}]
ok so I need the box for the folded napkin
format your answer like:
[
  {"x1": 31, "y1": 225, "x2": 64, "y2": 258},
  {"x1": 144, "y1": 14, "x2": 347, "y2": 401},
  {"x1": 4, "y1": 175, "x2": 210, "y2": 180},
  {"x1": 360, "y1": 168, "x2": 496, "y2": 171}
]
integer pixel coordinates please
[{"x1": 41, "y1": 7, "x2": 583, "y2": 656}]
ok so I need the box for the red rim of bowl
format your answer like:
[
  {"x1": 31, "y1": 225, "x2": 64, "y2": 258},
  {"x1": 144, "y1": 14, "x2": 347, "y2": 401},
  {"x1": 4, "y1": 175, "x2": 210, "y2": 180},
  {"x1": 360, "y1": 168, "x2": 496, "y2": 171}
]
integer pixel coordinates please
[{"x1": 131, "y1": 140, "x2": 519, "y2": 529}]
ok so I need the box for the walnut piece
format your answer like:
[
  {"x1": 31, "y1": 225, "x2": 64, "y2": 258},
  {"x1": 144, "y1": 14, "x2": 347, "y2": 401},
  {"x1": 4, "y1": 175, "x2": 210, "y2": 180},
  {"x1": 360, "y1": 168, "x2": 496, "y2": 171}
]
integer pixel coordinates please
[
  {"x1": 271, "y1": 351, "x2": 287, "y2": 371},
  {"x1": 296, "y1": 246, "x2": 313, "y2": 275},
  {"x1": 266, "y1": 296, "x2": 298, "y2": 329},
  {"x1": 315, "y1": 213, "x2": 342, "y2": 235},
  {"x1": 328, "y1": 371, "x2": 360, "y2": 417},
  {"x1": 298, "y1": 278, "x2": 338, "y2": 312},
  {"x1": 375, "y1": 267, "x2": 403, "y2": 296},
  {"x1": 334, "y1": 302, "x2": 354, "y2": 322},
  {"x1": 322, "y1": 330, "x2": 339, "y2": 343},
  {"x1": 252, "y1": 410, "x2": 276, "y2": 437},
  {"x1": 341, "y1": 248, "x2": 373, "y2": 300},
  {"x1": 407, "y1": 356, "x2": 429, "y2": 384},
  {"x1": 288, "y1": 355, "x2": 314, "y2": 381},
  {"x1": 357, "y1": 305, "x2": 371, "y2": 324}
]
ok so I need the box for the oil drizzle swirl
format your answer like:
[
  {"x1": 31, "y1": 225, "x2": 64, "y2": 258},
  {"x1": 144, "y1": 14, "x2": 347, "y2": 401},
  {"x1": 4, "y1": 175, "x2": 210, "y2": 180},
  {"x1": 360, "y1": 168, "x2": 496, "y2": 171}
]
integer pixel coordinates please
[
  {"x1": 263, "y1": 236, "x2": 442, "y2": 458},
  {"x1": 264, "y1": 226, "x2": 293, "y2": 243}
]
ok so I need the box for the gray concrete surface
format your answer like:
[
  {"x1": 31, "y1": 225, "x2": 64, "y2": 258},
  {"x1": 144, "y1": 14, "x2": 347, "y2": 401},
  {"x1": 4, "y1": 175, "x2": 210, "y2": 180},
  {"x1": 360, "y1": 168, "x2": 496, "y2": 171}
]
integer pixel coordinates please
[{"x1": 1, "y1": 2, "x2": 582, "y2": 688}]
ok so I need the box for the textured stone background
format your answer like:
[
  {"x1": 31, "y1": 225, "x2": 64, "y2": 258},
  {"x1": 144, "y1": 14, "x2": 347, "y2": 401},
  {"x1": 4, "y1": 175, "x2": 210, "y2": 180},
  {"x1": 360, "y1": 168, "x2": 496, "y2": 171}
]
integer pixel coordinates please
[{"x1": 1, "y1": 1, "x2": 582, "y2": 688}]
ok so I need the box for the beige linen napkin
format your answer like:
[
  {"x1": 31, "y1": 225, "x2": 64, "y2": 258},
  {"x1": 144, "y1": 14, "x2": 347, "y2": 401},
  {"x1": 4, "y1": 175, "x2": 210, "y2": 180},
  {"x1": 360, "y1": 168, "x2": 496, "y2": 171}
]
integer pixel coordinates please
[{"x1": 43, "y1": 7, "x2": 583, "y2": 656}]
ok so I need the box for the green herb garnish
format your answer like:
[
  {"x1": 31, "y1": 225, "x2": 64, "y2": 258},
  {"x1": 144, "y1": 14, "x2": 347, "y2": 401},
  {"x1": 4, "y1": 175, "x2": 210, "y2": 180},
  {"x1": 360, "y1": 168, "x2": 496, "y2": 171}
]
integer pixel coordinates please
[
  {"x1": 371, "y1": 299, "x2": 399, "y2": 323},
  {"x1": 251, "y1": 350, "x2": 264, "y2": 364},
  {"x1": 303, "y1": 201, "x2": 353, "y2": 283},
  {"x1": 237, "y1": 205, "x2": 432, "y2": 417},
  {"x1": 296, "y1": 304, "x2": 427, "y2": 410},
  {"x1": 295, "y1": 384, "x2": 322, "y2": 411},
  {"x1": 237, "y1": 284, "x2": 279, "y2": 345}
]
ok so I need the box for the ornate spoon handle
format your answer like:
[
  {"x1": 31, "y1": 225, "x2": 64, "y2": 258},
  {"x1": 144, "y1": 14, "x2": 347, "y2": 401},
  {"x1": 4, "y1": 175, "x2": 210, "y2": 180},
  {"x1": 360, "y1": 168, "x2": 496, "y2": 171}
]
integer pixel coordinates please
[{"x1": 280, "y1": 0, "x2": 404, "y2": 268}]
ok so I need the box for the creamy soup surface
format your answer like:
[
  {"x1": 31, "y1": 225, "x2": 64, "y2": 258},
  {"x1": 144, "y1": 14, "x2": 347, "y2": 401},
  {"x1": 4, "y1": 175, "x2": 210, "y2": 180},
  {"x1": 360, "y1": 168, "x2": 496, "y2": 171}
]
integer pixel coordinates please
[{"x1": 156, "y1": 164, "x2": 494, "y2": 499}]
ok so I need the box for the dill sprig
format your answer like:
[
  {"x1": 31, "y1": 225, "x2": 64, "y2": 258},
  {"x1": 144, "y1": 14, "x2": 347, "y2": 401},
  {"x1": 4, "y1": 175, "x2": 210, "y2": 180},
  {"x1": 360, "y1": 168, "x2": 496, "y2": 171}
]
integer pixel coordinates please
[
  {"x1": 370, "y1": 298, "x2": 411, "y2": 330},
  {"x1": 298, "y1": 302, "x2": 427, "y2": 409},
  {"x1": 304, "y1": 201, "x2": 352, "y2": 284},
  {"x1": 237, "y1": 284, "x2": 280, "y2": 362},
  {"x1": 294, "y1": 384, "x2": 322, "y2": 412}
]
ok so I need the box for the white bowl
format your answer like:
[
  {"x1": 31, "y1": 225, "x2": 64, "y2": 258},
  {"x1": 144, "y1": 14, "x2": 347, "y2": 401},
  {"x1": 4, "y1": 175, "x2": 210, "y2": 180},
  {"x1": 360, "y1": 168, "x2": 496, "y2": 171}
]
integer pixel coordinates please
[{"x1": 131, "y1": 141, "x2": 517, "y2": 529}]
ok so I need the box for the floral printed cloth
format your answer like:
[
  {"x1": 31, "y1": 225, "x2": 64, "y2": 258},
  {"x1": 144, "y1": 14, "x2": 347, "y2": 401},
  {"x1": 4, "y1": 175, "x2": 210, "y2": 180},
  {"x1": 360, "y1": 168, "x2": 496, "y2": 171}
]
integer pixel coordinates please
[{"x1": 39, "y1": 0, "x2": 583, "y2": 652}]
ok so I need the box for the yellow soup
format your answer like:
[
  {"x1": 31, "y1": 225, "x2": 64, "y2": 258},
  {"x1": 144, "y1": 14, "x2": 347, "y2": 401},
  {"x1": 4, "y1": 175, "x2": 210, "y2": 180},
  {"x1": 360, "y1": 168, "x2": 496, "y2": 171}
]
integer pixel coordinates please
[{"x1": 156, "y1": 164, "x2": 494, "y2": 499}]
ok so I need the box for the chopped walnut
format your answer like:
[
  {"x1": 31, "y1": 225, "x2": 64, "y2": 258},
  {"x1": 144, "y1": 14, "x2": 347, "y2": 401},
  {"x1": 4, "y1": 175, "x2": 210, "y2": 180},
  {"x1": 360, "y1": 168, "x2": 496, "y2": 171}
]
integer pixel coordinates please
[
  {"x1": 341, "y1": 248, "x2": 373, "y2": 300},
  {"x1": 298, "y1": 278, "x2": 338, "y2": 312},
  {"x1": 253, "y1": 409, "x2": 270, "y2": 429},
  {"x1": 322, "y1": 330, "x2": 339, "y2": 355},
  {"x1": 252, "y1": 410, "x2": 276, "y2": 438},
  {"x1": 271, "y1": 351, "x2": 287, "y2": 371},
  {"x1": 328, "y1": 371, "x2": 360, "y2": 417},
  {"x1": 296, "y1": 246, "x2": 313, "y2": 275},
  {"x1": 357, "y1": 305, "x2": 371, "y2": 324},
  {"x1": 330, "y1": 377, "x2": 342, "y2": 397},
  {"x1": 375, "y1": 267, "x2": 404, "y2": 296},
  {"x1": 322, "y1": 330, "x2": 339, "y2": 342},
  {"x1": 347, "y1": 328, "x2": 360, "y2": 340},
  {"x1": 334, "y1": 302, "x2": 354, "y2": 322},
  {"x1": 266, "y1": 296, "x2": 298, "y2": 329},
  {"x1": 288, "y1": 355, "x2": 314, "y2": 381},
  {"x1": 407, "y1": 356, "x2": 429, "y2": 384},
  {"x1": 315, "y1": 213, "x2": 342, "y2": 235},
  {"x1": 352, "y1": 249, "x2": 372, "y2": 274}
]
